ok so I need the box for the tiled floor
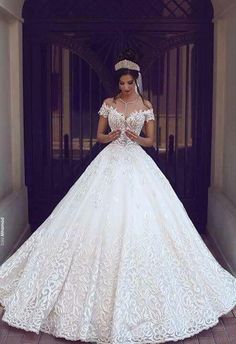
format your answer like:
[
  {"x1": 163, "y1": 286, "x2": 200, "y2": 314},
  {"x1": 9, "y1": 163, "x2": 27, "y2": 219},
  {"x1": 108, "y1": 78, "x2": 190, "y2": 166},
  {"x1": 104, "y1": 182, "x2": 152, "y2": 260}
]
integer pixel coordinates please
[{"x1": 1, "y1": 233, "x2": 236, "y2": 344}]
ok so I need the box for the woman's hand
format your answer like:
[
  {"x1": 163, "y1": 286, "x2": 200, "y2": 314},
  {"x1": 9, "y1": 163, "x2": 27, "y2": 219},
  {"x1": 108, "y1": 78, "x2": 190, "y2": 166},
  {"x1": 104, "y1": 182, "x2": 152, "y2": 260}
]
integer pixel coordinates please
[
  {"x1": 107, "y1": 129, "x2": 121, "y2": 142},
  {"x1": 125, "y1": 128, "x2": 139, "y2": 143},
  {"x1": 125, "y1": 128, "x2": 154, "y2": 147}
]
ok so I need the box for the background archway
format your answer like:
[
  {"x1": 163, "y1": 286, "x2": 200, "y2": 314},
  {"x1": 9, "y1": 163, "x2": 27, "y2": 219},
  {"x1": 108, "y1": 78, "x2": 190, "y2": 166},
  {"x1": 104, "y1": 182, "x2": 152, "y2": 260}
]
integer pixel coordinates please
[{"x1": 22, "y1": 0, "x2": 213, "y2": 232}]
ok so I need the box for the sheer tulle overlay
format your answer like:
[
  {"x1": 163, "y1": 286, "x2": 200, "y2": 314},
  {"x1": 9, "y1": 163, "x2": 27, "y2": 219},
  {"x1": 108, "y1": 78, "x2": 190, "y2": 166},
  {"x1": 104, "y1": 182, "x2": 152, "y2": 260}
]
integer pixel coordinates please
[{"x1": 0, "y1": 101, "x2": 236, "y2": 344}]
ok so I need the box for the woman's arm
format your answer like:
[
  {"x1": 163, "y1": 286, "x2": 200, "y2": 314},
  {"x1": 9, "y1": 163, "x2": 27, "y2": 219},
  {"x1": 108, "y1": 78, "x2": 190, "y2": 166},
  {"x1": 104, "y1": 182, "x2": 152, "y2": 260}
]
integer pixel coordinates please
[
  {"x1": 96, "y1": 98, "x2": 121, "y2": 144},
  {"x1": 96, "y1": 115, "x2": 109, "y2": 143},
  {"x1": 137, "y1": 119, "x2": 155, "y2": 147},
  {"x1": 125, "y1": 100, "x2": 155, "y2": 147}
]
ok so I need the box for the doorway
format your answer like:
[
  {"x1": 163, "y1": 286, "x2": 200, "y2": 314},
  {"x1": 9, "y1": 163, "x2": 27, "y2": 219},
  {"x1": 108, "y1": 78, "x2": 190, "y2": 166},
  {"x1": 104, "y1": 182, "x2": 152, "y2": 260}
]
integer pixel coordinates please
[{"x1": 22, "y1": 0, "x2": 214, "y2": 232}]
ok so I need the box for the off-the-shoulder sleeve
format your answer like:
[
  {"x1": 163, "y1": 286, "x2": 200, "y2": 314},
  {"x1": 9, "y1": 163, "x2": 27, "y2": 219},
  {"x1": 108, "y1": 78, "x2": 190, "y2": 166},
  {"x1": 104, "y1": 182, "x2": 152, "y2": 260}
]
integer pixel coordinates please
[
  {"x1": 98, "y1": 101, "x2": 109, "y2": 118},
  {"x1": 145, "y1": 108, "x2": 155, "y2": 122}
]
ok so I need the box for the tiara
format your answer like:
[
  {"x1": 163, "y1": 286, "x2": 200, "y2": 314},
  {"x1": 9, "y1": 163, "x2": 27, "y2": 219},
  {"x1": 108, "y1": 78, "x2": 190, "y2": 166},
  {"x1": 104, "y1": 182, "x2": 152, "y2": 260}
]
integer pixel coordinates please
[{"x1": 114, "y1": 59, "x2": 140, "y2": 72}]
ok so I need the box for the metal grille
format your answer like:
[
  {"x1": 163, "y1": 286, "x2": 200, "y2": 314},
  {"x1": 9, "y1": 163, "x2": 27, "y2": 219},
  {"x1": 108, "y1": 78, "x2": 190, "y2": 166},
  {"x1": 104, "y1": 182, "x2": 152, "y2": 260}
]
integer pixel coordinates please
[{"x1": 144, "y1": 44, "x2": 197, "y2": 198}]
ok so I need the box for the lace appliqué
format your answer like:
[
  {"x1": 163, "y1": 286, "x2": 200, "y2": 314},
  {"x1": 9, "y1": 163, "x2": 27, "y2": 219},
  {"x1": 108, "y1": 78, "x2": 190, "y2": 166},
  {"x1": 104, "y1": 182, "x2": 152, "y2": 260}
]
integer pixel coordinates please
[
  {"x1": 98, "y1": 101, "x2": 156, "y2": 122},
  {"x1": 98, "y1": 102, "x2": 109, "y2": 118},
  {"x1": 144, "y1": 108, "x2": 155, "y2": 122}
]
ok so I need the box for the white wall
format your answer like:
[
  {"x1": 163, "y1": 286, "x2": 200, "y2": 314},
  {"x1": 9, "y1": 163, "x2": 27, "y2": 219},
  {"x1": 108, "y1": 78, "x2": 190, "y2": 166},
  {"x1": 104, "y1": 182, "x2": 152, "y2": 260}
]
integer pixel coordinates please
[
  {"x1": 0, "y1": 12, "x2": 11, "y2": 200},
  {"x1": 0, "y1": 1, "x2": 30, "y2": 263},
  {"x1": 0, "y1": 0, "x2": 24, "y2": 19},
  {"x1": 212, "y1": 0, "x2": 236, "y2": 17},
  {"x1": 208, "y1": 2, "x2": 236, "y2": 275},
  {"x1": 223, "y1": 9, "x2": 236, "y2": 205}
]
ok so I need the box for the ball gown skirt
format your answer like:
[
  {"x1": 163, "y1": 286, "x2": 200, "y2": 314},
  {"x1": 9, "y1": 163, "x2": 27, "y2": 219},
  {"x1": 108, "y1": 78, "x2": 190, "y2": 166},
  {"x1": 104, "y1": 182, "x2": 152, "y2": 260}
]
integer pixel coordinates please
[{"x1": 0, "y1": 102, "x2": 236, "y2": 344}]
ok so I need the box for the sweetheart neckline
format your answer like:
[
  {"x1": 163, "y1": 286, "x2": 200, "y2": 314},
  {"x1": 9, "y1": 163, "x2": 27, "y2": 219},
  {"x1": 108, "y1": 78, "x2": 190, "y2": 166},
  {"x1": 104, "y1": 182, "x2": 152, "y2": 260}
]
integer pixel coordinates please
[{"x1": 103, "y1": 103, "x2": 153, "y2": 121}]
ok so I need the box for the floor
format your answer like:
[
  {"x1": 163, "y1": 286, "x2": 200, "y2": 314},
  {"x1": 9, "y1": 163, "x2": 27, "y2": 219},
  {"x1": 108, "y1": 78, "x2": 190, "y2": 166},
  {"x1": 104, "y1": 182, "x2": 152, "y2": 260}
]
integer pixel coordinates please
[{"x1": 0, "y1": 233, "x2": 236, "y2": 344}]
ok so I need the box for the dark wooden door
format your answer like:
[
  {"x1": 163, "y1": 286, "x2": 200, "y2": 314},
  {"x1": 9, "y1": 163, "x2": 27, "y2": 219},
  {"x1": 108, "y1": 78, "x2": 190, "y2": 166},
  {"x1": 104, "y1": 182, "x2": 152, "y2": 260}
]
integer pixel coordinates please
[{"x1": 23, "y1": 0, "x2": 213, "y2": 232}]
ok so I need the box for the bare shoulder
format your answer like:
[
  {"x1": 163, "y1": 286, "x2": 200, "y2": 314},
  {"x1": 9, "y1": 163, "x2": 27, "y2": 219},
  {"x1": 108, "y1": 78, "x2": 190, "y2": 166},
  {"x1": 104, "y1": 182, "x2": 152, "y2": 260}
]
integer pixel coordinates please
[
  {"x1": 103, "y1": 97, "x2": 114, "y2": 106},
  {"x1": 143, "y1": 99, "x2": 153, "y2": 110}
]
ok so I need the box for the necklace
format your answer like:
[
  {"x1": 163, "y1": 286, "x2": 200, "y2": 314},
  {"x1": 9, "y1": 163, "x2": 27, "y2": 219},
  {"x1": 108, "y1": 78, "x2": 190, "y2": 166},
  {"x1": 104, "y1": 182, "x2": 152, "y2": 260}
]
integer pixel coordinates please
[
  {"x1": 118, "y1": 96, "x2": 139, "y2": 104},
  {"x1": 118, "y1": 96, "x2": 140, "y2": 118}
]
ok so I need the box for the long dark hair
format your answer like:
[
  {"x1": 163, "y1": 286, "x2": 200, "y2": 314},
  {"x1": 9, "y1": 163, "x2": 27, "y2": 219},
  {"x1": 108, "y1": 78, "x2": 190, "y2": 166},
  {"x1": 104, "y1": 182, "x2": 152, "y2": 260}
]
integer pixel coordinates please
[{"x1": 112, "y1": 48, "x2": 151, "y2": 109}]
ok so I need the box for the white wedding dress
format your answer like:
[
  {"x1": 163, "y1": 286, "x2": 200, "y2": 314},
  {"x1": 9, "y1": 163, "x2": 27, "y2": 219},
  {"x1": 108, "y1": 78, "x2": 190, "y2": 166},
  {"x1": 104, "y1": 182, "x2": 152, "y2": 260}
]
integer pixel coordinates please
[{"x1": 0, "y1": 101, "x2": 236, "y2": 344}]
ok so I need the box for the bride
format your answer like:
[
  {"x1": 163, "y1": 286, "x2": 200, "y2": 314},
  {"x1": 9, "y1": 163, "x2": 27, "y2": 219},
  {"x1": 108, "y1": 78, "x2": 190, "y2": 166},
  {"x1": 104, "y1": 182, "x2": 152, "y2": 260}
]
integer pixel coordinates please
[{"x1": 0, "y1": 48, "x2": 236, "y2": 344}]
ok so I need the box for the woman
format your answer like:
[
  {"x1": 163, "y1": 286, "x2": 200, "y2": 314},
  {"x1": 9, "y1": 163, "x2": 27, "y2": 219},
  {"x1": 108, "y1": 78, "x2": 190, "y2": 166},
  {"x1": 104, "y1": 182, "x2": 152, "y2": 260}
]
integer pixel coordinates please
[{"x1": 0, "y1": 48, "x2": 236, "y2": 344}]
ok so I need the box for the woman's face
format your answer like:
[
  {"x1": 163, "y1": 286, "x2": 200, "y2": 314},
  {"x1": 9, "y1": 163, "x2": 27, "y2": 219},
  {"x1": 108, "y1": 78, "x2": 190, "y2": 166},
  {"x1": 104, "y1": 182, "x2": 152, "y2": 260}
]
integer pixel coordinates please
[{"x1": 119, "y1": 74, "x2": 136, "y2": 95}]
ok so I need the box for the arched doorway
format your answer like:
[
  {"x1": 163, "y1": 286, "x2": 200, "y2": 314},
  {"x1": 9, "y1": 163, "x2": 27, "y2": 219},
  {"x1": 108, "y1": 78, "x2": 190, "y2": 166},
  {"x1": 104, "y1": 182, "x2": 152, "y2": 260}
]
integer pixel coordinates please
[{"x1": 22, "y1": 0, "x2": 214, "y2": 232}]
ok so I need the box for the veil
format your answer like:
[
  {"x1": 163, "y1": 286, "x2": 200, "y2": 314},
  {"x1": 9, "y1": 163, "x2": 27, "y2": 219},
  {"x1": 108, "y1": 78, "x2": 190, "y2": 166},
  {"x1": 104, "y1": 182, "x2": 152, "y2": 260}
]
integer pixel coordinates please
[{"x1": 135, "y1": 71, "x2": 143, "y2": 94}]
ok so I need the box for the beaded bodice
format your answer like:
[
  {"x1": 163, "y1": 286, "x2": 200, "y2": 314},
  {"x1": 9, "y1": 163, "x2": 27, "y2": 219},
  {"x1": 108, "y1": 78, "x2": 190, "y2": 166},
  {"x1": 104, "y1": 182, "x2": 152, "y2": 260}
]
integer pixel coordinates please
[{"x1": 98, "y1": 101, "x2": 155, "y2": 146}]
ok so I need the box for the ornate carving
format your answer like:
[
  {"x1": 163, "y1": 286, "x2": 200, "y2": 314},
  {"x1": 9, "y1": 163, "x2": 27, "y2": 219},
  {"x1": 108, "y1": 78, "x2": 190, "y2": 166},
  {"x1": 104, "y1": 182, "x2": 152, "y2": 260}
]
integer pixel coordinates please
[{"x1": 23, "y1": 0, "x2": 213, "y2": 22}]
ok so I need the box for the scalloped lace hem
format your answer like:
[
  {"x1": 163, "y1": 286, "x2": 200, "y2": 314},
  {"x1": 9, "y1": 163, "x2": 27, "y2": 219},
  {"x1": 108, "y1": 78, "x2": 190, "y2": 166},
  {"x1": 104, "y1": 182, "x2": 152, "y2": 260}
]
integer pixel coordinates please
[{"x1": 1, "y1": 299, "x2": 236, "y2": 343}]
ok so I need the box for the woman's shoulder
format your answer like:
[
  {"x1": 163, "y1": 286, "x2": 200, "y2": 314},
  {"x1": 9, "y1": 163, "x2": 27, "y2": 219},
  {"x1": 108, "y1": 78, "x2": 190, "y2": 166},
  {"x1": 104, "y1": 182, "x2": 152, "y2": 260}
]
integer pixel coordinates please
[
  {"x1": 103, "y1": 97, "x2": 114, "y2": 107},
  {"x1": 143, "y1": 99, "x2": 153, "y2": 110}
]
